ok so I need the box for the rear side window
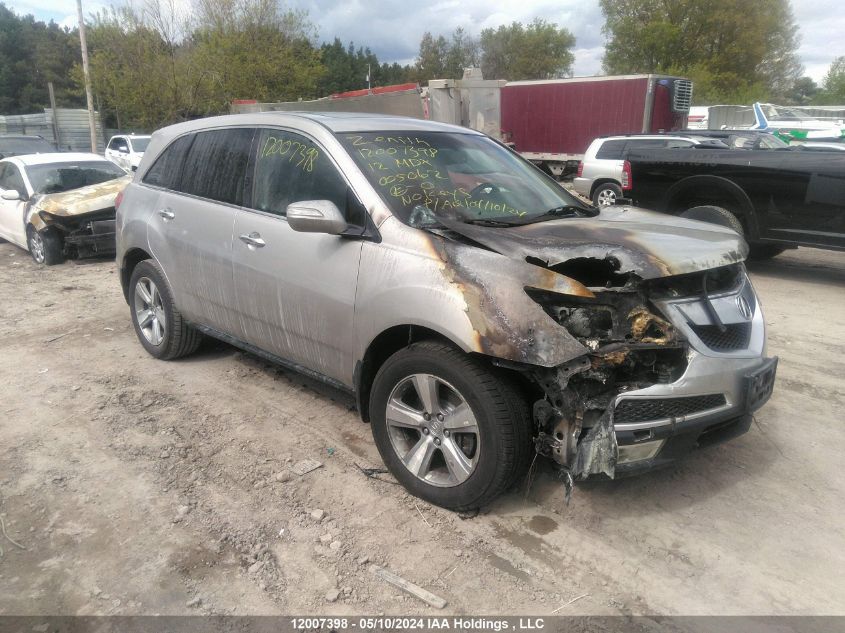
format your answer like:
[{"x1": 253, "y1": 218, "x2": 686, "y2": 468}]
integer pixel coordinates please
[
  {"x1": 595, "y1": 139, "x2": 627, "y2": 159},
  {"x1": 251, "y1": 129, "x2": 349, "y2": 219},
  {"x1": 179, "y1": 128, "x2": 255, "y2": 206},
  {"x1": 625, "y1": 139, "x2": 668, "y2": 151},
  {"x1": 143, "y1": 135, "x2": 194, "y2": 190}
]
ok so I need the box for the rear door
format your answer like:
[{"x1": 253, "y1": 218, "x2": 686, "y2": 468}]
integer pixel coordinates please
[
  {"x1": 231, "y1": 127, "x2": 366, "y2": 385},
  {"x1": 145, "y1": 127, "x2": 255, "y2": 335}
]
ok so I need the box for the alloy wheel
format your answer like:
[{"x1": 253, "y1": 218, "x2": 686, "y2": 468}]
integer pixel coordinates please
[
  {"x1": 385, "y1": 373, "x2": 480, "y2": 487},
  {"x1": 29, "y1": 231, "x2": 45, "y2": 263},
  {"x1": 597, "y1": 188, "x2": 617, "y2": 206},
  {"x1": 134, "y1": 276, "x2": 166, "y2": 346}
]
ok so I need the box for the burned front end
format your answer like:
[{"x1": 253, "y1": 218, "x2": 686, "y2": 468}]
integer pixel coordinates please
[
  {"x1": 35, "y1": 207, "x2": 117, "y2": 258},
  {"x1": 526, "y1": 261, "x2": 776, "y2": 482},
  {"x1": 430, "y1": 209, "x2": 778, "y2": 486},
  {"x1": 27, "y1": 176, "x2": 129, "y2": 259}
]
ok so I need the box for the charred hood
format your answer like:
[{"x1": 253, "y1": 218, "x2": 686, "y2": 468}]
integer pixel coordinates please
[
  {"x1": 441, "y1": 206, "x2": 748, "y2": 281},
  {"x1": 35, "y1": 176, "x2": 130, "y2": 217}
]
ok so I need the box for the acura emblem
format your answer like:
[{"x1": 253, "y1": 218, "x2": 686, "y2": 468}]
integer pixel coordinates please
[{"x1": 736, "y1": 295, "x2": 753, "y2": 320}]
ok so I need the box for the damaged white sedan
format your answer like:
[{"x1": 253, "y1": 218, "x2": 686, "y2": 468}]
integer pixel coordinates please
[
  {"x1": 116, "y1": 113, "x2": 778, "y2": 510},
  {"x1": 0, "y1": 153, "x2": 130, "y2": 265}
]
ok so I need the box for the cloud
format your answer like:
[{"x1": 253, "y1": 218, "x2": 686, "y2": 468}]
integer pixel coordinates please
[
  {"x1": 8, "y1": 0, "x2": 843, "y2": 84},
  {"x1": 286, "y1": 0, "x2": 606, "y2": 72}
]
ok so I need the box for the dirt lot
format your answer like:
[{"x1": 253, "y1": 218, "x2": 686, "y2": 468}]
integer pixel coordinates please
[{"x1": 1, "y1": 242, "x2": 843, "y2": 617}]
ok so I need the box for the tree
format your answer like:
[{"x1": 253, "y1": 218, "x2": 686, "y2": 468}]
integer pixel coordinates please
[
  {"x1": 785, "y1": 76, "x2": 818, "y2": 106},
  {"x1": 444, "y1": 27, "x2": 479, "y2": 79},
  {"x1": 80, "y1": 0, "x2": 325, "y2": 128},
  {"x1": 600, "y1": 0, "x2": 803, "y2": 104},
  {"x1": 480, "y1": 19, "x2": 575, "y2": 80},
  {"x1": 414, "y1": 32, "x2": 449, "y2": 82},
  {"x1": 190, "y1": 0, "x2": 324, "y2": 108},
  {"x1": 815, "y1": 57, "x2": 845, "y2": 105},
  {"x1": 0, "y1": 3, "x2": 82, "y2": 114}
]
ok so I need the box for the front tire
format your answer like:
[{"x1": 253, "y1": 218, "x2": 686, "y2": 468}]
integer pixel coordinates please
[
  {"x1": 592, "y1": 182, "x2": 623, "y2": 207},
  {"x1": 369, "y1": 341, "x2": 531, "y2": 511},
  {"x1": 129, "y1": 260, "x2": 202, "y2": 360},
  {"x1": 27, "y1": 225, "x2": 64, "y2": 265}
]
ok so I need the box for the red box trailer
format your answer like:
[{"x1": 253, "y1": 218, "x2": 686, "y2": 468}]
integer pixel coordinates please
[{"x1": 500, "y1": 74, "x2": 692, "y2": 176}]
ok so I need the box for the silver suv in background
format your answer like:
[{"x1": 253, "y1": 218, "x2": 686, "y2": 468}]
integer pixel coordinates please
[
  {"x1": 116, "y1": 113, "x2": 776, "y2": 510},
  {"x1": 573, "y1": 134, "x2": 728, "y2": 206}
]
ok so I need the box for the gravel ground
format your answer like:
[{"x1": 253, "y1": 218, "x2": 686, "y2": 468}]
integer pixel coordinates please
[{"x1": 0, "y1": 241, "x2": 843, "y2": 616}]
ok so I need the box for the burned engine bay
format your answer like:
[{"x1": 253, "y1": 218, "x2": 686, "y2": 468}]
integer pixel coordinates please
[{"x1": 425, "y1": 216, "x2": 748, "y2": 489}]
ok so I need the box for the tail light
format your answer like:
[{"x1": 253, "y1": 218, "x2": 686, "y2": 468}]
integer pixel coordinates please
[
  {"x1": 576, "y1": 161, "x2": 584, "y2": 178},
  {"x1": 621, "y1": 160, "x2": 632, "y2": 191},
  {"x1": 115, "y1": 190, "x2": 124, "y2": 210}
]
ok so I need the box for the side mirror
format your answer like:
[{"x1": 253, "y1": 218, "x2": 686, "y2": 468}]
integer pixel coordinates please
[
  {"x1": 1, "y1": 189, "x2": 22, "y2": 201},
  {"x1": 118, "y1": 146, "x2": 129, "y2": 154},
  {"x1": 286, "y1": 200, "x2": 348, "y2": 235}
]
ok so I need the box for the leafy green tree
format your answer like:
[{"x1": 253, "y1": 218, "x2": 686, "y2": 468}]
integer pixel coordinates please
[
  {"x1": 814, "y1": 57, "x2": 845, "y2": 105},
  {"x1": 444, "y1": 27, "x2": 479, "y2": 79},
  {"x1": 480, "y1": 19, "x2": 575, "y2": 80},
  {"x1": 190, "y1": 0, "x2": 324, "y2": 109},
  {"x1": 785, "y1": 76, "x2": 818, "y2": 106},
  {"x1": 600, "y1": 0, "x2": 802, "y2": 104},
  {"x1": 0, "y1": 3, "x2": 82, "y2": 114},
  {"x1": 414, "y1": 32, "x2": 449, "y2": 82}
]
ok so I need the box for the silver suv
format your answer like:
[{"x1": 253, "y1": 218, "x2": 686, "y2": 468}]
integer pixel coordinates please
[
  {"x1": 116, "y1": 113, "x2": 776, "y2": 510},
  {"x1": 573, "y1": 134, "x2": 728, "y2": 206}
]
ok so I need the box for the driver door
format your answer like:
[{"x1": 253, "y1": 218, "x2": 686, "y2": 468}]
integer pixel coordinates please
[
  {"x1": 0, "y1": 162, "x2": 29, "y2": 248},
  {"x1": 232, "y1": 127, "x2": 366, "y2": 385}
]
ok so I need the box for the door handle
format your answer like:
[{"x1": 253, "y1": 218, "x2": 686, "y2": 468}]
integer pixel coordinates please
[
  {"x1": 239, "y1": 232, "x2": 266, "y2": 248},
  {"x1": 158, "y1": 208, "x2": 175, "y2": 220}
]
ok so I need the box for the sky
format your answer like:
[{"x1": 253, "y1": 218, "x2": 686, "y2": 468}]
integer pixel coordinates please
[{"x1": 7, "y1": 0, "x2": 844, "y2": 84}]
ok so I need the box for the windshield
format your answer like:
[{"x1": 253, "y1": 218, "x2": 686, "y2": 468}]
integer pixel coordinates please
[
  {"x1": 0, "y1": 137, "x2": 54, "y2": 155},
  {"x1": 338, "y1": 131, "x2": 591, "y2": 227},
  {"x1": 129, "y1": 137, "x2": 150, "y2": 152},
  {"x1": 26, "y1": 161, "x2": 126, "y2": 195}
]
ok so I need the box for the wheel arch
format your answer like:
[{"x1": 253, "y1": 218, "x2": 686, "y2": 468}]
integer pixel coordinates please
[
  {"x1": 589, "y1": 178, "x2": 622, "y2": 198},
  {"x1": 354, "y1": 323, "x2": 538, "y2": 424},
  {"x1": 663, "y1": 175, "x2": 760, "y2": 239},
  {"x1": 121, "y1": 247, "x2": 153, "y2": 303},
  {"x1": 354, "y1": 324, "x2": 467, "y2": 423}
]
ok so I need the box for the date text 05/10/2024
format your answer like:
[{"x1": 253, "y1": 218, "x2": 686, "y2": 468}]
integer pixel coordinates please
[{"x1": 290, "y1": 617, "x2": 546, "y2": 631}]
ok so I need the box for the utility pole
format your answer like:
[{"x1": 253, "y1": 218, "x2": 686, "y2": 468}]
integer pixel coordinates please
[
  {"x1": 76, "y1": 0, "x2": 97, "y2": 152},
  {"x1": 47, "y1": 81, "x2": 62, "y2": 149}
]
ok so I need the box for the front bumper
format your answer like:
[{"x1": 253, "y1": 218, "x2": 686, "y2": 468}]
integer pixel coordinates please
[
  {"x1": 63, "y1": 219, "x2": 116, "y2": 257},
  {"x1": 609, "y1": 272, "x2": 776, "y2": 475},
  {"x1": 614, "y1": 355, "x2": 777, "y2": 475}
]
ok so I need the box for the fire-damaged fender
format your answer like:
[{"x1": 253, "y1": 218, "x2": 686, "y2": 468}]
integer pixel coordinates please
[{"x1": 353, "y1": 216, "x2": 595, "y2": 371}]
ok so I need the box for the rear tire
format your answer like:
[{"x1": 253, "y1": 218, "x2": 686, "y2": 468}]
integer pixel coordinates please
[
  {"x1": 27, "y1": 225, "x2": 64, "y2": 266},
  {"x1": 369, "y1": 341, "x2": 532, "y2": 511},
  {"x1": 129, "y1": 259, "x2": 203, "y2": 360},
  {"x1": 680, "y1": 205, "x2": 744, "y2": 235},
  {"x1": 592, "y1": 182, "x2": 623, "y2": 207}
]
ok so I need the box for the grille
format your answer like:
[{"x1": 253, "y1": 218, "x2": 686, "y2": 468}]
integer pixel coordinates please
[
  {"x1": 690, "y1": 322, "x2": 752, "y2": 351},
  {"x1": 673, "y1": 79, "x2": 693, "y2": 113},
  {"x1": 615, "y1": 394, "x2": 727, "y2": 424}
]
